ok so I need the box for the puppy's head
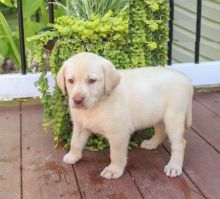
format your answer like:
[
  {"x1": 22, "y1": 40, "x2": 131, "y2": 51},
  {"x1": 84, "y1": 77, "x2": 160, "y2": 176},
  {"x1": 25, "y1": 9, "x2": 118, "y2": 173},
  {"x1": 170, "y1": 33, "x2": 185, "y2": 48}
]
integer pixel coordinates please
[{"x1": 56, "y1": 52, "x2": 121, "y2": 109}]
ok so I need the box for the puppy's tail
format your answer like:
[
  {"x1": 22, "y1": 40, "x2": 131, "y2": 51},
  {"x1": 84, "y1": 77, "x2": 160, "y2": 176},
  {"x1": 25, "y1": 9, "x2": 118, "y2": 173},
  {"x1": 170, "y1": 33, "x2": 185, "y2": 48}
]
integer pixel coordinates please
[{"x1": 186, "y1": 100, "x2": 192, "y2": 129}]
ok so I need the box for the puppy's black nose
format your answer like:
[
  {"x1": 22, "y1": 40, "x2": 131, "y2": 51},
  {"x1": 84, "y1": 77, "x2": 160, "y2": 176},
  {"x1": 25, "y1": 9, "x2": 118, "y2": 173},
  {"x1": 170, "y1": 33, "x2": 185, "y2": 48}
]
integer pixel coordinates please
[{"x1": 73, "y1": 96, "x2": 85, "y2": 105}]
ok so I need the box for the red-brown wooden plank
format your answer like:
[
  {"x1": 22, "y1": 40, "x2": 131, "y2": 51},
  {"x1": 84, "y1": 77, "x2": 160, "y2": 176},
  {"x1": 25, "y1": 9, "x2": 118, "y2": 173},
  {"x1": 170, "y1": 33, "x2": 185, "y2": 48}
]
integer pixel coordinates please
[
  {"x1": 74, "y1": 149, "x2": 143, "y2": 199},
  {"x1": 21, "y1": 101, "x2": 81, "y2": 199},
  {"x1": 127, "y1": 147, "x2": 204, "y2": 199},
  {"x1": 164, "y1": 129, "x2": 220, "y2": 198},
  {"x1": 0, "y1": 101, "x2": 21, "y2": 199},
  {"x1": 195, "y1": 92, "x2": 220, "y2": 116},
  {"x1": 192, "y1": 100, "x2": 220, "y2": 152}
]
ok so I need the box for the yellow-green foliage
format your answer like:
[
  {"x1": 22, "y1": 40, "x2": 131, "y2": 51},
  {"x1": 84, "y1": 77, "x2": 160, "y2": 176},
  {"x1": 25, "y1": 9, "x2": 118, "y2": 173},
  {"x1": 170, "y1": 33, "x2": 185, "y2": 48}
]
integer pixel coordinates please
[
  {"x1": 29, "y1": 0, "x2": 169, "y2": 150},
  {"x1": 129, "y1": 0, "x2": 169, "y2": 67}
]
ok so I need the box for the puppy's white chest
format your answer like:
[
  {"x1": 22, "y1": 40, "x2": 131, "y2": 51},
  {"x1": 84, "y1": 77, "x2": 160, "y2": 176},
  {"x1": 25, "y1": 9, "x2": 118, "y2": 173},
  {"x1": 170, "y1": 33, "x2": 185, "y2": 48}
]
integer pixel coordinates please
[{"x1": 73, "y1": 110, "x2": 105, "y2": 135}]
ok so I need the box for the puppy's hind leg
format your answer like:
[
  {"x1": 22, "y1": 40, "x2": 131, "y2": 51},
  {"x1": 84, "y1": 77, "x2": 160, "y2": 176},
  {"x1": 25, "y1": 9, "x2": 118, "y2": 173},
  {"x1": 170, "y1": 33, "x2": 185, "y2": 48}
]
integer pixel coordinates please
[
  {"x1": 141, "y1": 121, "x2": 166, "y2": 150},
  {"x1": 63, "y1": 123, "x2": 91, "y2": 164},
  {"x1": 163, "y1": 111, "x2": 186, "y2": 178}
]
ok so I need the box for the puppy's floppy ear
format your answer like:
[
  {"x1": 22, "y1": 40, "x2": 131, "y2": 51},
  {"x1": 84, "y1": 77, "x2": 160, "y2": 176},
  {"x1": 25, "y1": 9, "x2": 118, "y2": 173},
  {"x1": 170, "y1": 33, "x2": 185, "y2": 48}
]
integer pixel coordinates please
[
  {"x1": 56, "y1": 64, "x2": 66, "y2": 95},
  {"x1": 101, "y1": 60, "x2": 121, "y2": 95}
]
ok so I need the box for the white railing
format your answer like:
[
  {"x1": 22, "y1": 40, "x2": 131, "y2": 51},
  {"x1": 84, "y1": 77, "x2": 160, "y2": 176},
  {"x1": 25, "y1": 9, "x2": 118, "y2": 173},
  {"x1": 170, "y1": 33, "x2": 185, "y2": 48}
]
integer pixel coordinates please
[{"x1": 0, "y1": 61, "x2": 220, "y2": 99}]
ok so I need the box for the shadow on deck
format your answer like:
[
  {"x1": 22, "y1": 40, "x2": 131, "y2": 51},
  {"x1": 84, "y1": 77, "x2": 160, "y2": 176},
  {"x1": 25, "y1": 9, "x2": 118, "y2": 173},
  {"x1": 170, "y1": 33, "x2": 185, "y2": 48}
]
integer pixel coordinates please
[{"x1": 0, "y1": 91, "x2": 220, "y2": 199}]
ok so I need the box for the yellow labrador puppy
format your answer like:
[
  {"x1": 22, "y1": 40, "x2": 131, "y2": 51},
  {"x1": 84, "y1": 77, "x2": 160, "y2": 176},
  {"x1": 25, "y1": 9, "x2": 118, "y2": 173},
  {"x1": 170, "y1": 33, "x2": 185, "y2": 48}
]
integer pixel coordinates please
[{"x1": 57, "y1": 52, "x2": 193, "y2": 179}]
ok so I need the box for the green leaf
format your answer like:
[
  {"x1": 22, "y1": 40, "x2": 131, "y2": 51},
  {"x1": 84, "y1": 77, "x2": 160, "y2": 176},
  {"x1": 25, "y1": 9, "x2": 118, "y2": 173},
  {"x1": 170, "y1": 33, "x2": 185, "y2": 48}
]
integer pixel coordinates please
[
  {"x1": 0, "y1": 54, "x2": 4, "y2": 65},
  {"x1": 0, "y1": 38, "x2": 8, "y2": 56},
  {"x1": 23, "y1": 0, "x2": 43, "y2": 19},
  {"x1": 24, "y1": 18, "x2": 45, "y2": 38},
  {"x1": 0, "y1": 0, "x2": 14, "y2": 7},
  {"x1": 0, "y1": 11, "x2": 20, "y2": 67},
  {"x1": 40, "y1": 0, "x2": 48, "y2": 25},
  {"x1": 24, "y1": 19, "x2": 45, "y2": 50}
]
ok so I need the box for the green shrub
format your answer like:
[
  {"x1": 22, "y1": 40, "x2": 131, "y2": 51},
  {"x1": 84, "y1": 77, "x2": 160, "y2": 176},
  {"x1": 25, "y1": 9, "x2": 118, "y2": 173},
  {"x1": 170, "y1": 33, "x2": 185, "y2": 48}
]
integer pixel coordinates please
[
  {"x1": 129, "y1": 0, "x2": 169, "y2": 67},
  {"x1": 29, "y1": 0, "x2": 169, "y2": 150}
]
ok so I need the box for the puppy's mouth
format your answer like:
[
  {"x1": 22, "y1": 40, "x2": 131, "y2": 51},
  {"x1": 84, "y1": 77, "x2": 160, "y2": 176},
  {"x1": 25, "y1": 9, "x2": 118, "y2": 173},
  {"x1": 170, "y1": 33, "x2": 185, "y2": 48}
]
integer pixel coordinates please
[
  {"x1": 71, "y1": 102, "x2": 88, "y2": 109},
  {"x1": 69, "y1": 97, "x2": 97, "y2": 110},
  {"x1": 74, "y1": 104, "x2": 86, "y2": 109}
]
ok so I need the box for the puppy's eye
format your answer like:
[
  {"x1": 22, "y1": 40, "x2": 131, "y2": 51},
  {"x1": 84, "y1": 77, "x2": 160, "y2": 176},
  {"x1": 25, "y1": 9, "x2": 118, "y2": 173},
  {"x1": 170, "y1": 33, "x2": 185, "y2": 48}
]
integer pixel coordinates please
[
  {"x1": 68, "y1": 78, "x2": 74, "y2": 84},
  {"x1": 88, "y1": 78, "x2": 97, "y2": 84}
]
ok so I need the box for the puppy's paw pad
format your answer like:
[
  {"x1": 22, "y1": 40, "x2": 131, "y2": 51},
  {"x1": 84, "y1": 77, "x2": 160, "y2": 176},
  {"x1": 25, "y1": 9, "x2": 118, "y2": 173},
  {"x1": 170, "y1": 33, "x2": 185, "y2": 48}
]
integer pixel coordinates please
[
  {"x1": 100, "y1": 165, "x2": 124, "y2": 179},
  {"x1": 63, "y1": 152, "x2": 81, "y2": 164},
  {"x1": 164, "y1": 164, "x2": 182, "y2": 177},
  {"x1": 140, "y1": 140, "x2": 158, "y2": 150}
]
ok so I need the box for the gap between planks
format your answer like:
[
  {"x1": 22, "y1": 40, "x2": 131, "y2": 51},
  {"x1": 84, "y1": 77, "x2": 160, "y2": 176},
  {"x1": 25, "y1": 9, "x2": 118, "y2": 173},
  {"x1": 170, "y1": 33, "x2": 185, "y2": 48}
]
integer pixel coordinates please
[{"x1": 19, "y1": 101, "x2": 23, "y2": 199}]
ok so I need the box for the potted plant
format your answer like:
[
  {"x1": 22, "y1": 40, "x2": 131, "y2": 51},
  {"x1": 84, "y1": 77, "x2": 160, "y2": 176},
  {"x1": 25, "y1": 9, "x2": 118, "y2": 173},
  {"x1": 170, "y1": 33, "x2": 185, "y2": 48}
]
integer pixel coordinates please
[{"x1": 28, "y1": 0, "x2": 169, "y2": 150}]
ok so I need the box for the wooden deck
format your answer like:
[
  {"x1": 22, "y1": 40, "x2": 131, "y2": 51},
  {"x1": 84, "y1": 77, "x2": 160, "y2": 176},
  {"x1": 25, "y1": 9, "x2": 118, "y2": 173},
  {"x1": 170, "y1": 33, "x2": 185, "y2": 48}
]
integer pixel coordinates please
[{"x1": 0, "y1": 91, "x2": 220, "y2": 199}]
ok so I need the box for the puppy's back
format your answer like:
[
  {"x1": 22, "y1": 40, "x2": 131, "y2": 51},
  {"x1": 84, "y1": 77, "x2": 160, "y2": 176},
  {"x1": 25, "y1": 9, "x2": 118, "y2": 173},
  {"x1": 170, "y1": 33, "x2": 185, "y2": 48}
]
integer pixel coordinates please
[{"x1": 119, "y1": 67, "x2": 192, "y2": 94}]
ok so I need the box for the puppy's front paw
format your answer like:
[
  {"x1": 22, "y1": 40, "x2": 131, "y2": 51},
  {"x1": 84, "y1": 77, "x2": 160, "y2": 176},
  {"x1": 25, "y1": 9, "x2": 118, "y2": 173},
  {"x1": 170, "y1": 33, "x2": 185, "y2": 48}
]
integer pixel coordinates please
[
  {"x1": 100, "y1": 165, "x2": 124, "y2": 179},
  {"x1": 164, "y1": 163, "x2": 182, "y2": 177},
  {"x1": 63, "y1": 152, "x2": 81, "y2": 164}
]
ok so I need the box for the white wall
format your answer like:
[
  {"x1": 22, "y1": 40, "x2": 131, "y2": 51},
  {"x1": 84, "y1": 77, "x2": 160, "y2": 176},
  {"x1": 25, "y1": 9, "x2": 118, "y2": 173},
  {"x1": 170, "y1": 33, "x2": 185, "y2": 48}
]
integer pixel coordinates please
[
  {"x1": 0, "y1": 72, "x2": 55, "y2": 100},
  {"x1": 173, "y1": 0, "x2": 220, "y2": 63}
]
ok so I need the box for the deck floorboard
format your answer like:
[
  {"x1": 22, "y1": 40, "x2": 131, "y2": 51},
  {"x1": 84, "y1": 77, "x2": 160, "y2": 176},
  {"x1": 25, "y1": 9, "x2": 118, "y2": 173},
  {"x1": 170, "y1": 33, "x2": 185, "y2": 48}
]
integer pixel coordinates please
[
  {"x1": 191, "y1": 99, "x2": 220, "y2": 152},
  {"x1": 0, "y1": 102, "x2": 21, "y2": 199},
  {"x1": 195, "y1": 92, "x2": 220, "y2": 116}
]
